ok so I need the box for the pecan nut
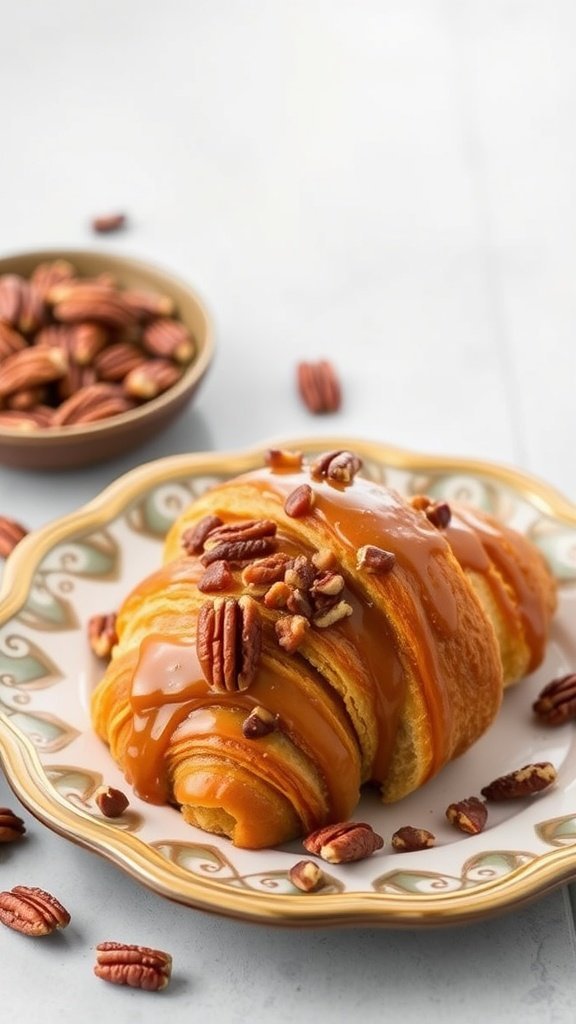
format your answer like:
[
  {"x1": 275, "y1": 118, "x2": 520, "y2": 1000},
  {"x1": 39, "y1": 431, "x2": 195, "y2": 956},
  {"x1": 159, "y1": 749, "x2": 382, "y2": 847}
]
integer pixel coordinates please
[
  {"x1": 0, "y1": 322, "x2": 27, "y2": 359},
  {"x1": 196, "y1": 596, "x2": 262, "y2": 692},
  {"x1": 241, "y1": 705, "x2": 278, "y2": 738},
  {"x1": 356, "y1": 545, "x2": 396, "y2": 574},
  {"x1": 303, "y1": 821, "x2": 384, "y2": 863},
  {"x1": 181, "y1": 514, "x2": 223, "y2": 555},
  {"x1": 242, "y1": 551, "x2": 293, "y2": 587},
  {"x1": 297, "y1": 359, "x2": 341, "y2": 414},
  {"x1": 0, "y1": 409, "x2": 53, "y2": 430},
  {"x1": 88, "y1": 612, "x2": 118, "y2": 659},
  {"x1": 52, "y1": 383, "x2": 135, "y2": 426},
  {"x1": 142, "y1": 318, "x2": 195, "y2": 364},
  {"x1": 197, "y1": 559, "x2": 234, "y2": 593},
  {"x1": 533, "y1": 674, "x2": 576, "y2": 725},
  {"x1": 91, "y1": 213, "x2": 127, "y2": 234},
  {"x1": 93, "y1": 341, "x2": 146, "y2": 381},
  {"x1": 481, "y1": 762, "x2": 557, "y2": 801},
  {"x1": 310, "y1": 449, "x2": 362, "y2": 484},
  {"x1": 94, "y1": 942, "x2": 172, "y2": 991},
  {"x1": 0, "y1": 515, "x2": 28, "y2": 558},
  {"x1": 288, "y1": 860, "x2": 325, "y2": 892},
  {"x1": 425, "y1": 501, "x2": 452, "y2": 529},
  {"x1": 284, "y1": 483, "x2": 315, "y2": 518},
  {"x1": 0, "y1": 807, "x2": 26, "y2": 843},
  {"x1": 275, "y1": 614, "x2": 310, "y2": 652},
  {"x1": 95, "y1": 786, "x2": 130, "y2": 818},
  {"x1": 391, "y1": 826, "x2": 436, "y2": 852},
  {"x1": 0, "y1": 885, "x2": 70, "y2": 936},
  {"x1": 123, "y1": 288, "x2": 175, "y2": 320},
  {"x1": 201, "y1": 536, "x2": 277, "y2": 567},
  {"x1": 123, "y1": 358, "x2": 182, "y2": 400},
  {"x1": 445, "y1": 797, "x2": 487, "y2": 834},
  {"x1": 265, "y1": 448, "x2": 303, "y2": 471},
  {"x1": 0, "y1": 346, "x2": 67, "y2": 397}
]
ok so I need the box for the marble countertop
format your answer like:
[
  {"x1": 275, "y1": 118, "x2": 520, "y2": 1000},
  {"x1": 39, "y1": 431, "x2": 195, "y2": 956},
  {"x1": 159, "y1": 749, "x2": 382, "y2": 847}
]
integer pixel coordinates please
[{"x1": 2, "y1": 1, "x2": 576, "y2": 1019}]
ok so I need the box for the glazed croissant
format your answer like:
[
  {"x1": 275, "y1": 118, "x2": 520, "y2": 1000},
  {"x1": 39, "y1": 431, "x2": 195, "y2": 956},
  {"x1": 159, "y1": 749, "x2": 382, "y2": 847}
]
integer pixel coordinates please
[{"x1": 91, "y1": 448, "x2": 557, "y2": 849}]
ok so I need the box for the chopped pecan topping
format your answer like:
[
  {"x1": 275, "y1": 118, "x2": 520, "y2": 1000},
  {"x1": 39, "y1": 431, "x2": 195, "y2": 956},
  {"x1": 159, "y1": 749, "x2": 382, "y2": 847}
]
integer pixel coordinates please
[
  {"x1": 95, "y1": 786, "x2": 129, "y2": 818},
  {"x1": 263, "y1": 581, "x2": 292, "y2": 609},
  {"x1": 242, "y1": 552, "x2": 293, "y2": 587},
  {"x1": 0, "y1": 515, "x2": 28, "y2": 558},
  {"x1": 481, "y1": 762, "x2": 557, "y2": 801},
  {"x1": 275, "y1": 614, "x2": 310, "y2": 652},
  {"x1": 425, "y1": 501, "x2": 452, "y2": 529},
  {"x1": 533, "y1": 674, "x2": 576, "y2": 725},
  {"x1": 94, "y1": 942, "x2": 172, "y2": 991},
  {"x1": 265, "y1": 448, "x2": 304, "y2": 471},
  {"x1": 310, "y1": 449, "x2": 362, "y2": 484},
  {"x1": 88, "y1": 612, "x2": 118, "y2": 659},
  {"x1": 0, "y1": 807, "x2": 26, "y2": 843},
  {"x1": 445, "y1": 797, "x2": 487, "y2": 834},
  {"x1": 284, "y1": 483, "x2": 315, "y2": 518},
  {"x1": 310, "y1": 571, "x2": 345, "y2": 598},
  {"x1": 297, "y1": 359, "x2": 341, "y2": 414},
  {"x1": 198, "y1": 559, "x2": 234, "y2": 593},
  {"x1": 196, "y1": 596, "x2": 262, "y2": 692},
  {"x1": 286, "y1": 588, "x2": 314, "y2": 618},
  {"x1": 312, "y1": 548, "x2": 337, "y2": 571},
  {"x1": 289, "y1": 860, "x2": 325, "y2": 892},
  {"x1": 356, "y1": 545, "x2": 395, "y2": 574},
  {"x1": 0, "y1": 886, "x2": 70, "y2": 936},
  {"x1": 242, "y1": 705, "x2": 278, "y2": 739},
  {"x1": 181, "y1": 514, "x2": 223, "y2": 555},
  {"x1": 303, "y1": 821, "x2": 384, "y2": 863},
  {"x1": 313, "y1": 600, "x2": 353, "y2": 628},
  {"x1": 391, "y1": 826, "x2": 435, "y2": 852},
  {"x1": 285, "y1": 556, "x2": 316, "y2": 592}
]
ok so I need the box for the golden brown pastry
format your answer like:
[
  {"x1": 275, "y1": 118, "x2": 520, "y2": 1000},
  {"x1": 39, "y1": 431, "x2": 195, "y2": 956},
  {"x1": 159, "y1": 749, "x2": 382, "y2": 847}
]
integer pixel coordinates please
[{"x1": 91, "y1": 449, "x2": 557, "y2": 848}]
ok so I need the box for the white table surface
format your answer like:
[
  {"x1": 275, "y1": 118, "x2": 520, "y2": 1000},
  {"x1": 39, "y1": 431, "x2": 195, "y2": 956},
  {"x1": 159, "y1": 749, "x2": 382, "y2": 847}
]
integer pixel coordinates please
[{"x1": 2, "y1": 1, "x2": 576, "y2": 1020}]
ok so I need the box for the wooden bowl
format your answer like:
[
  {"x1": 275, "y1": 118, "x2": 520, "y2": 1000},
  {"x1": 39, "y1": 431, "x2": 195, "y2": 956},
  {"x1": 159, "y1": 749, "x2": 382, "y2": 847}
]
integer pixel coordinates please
[{"x1": 0, "y1": 249, "x2": 214, "y2": 470}]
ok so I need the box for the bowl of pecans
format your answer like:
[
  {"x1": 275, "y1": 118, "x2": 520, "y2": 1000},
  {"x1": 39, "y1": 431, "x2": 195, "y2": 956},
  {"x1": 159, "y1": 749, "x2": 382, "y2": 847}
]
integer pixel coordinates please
[{"x1": 0, "y1": 249, "x2": 214, "y2": 469}]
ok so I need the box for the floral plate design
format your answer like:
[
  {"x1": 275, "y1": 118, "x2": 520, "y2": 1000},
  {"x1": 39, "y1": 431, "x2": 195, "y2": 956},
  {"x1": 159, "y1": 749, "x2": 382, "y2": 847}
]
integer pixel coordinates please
[{"x1": 1, "y1": 437, "x2": 576, "y2": 928}]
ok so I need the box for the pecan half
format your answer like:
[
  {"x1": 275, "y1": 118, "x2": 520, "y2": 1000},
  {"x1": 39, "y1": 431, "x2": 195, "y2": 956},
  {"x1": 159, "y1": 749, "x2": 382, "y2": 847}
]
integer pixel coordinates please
[
  {"x1": 206, "y1": 519, "x2": 277, "y2": 548},
  {"x1": 196, "y1": 596, "x2": 262, "y2": 692},
  {"x1": 54, "y1": 289, "x2": 138, "y2": 331},
  {"x1": 533, "y1": 674, "x2": 576, "y2": 725},
  {"x1": 52, "y1": 382, "x2": 135, "y2": 426},
  {"x1": 94, "y1": 942, "x2": 172, "y2": 991},
  {"x1": 481, "y1": 762, "x2": 557, "y2": 801},
  {"x1": 297, "y1": 359, "x2": 341, "y2": 414},
  {"x1": 310, "y1": 449, "x2": 362, "y2": 484},
  {"x1": 123, "y1": 289, "x2": 175, "y2": 320},
  {"x1": 142, "y1": 318, "x2": 195, "y2": 364},
  {"x1": 241, "y1": 705, "x2": 278, "y2": 739},
  {"x1": 6, "y1": 385, "x2": 49, "y2": 411},
  {"x1": 0, "y1": 409, "x2": 53, "y2": 430},
  {"x1": 123, "y1": 358, "x2": 182, "y2": 400},
  {"x1": 95, "y1": 786, "x2": 130, "y2": 818},
  {"x1": 91, "y1": 213, "x2": 127, "y2": 233},
  {"x1": 0, "y1": 322, "x2": 27, "y2": 359},
  {"x1": 0, "y1": 807, "x2": 26, "y2": 843},
  {"x1": 30, "y1": 259, "x2": 75, "y2": 300},
  {"x1": 70, "y1": 322, "x2": 109, "y2": 365},
  {"x1": 88, "y1": 612, "x2": 118, "y2": 659},
  {"x1": 356, "y1": 545, "x2": 396, "y2": 574},
  {"x1": 288, "y1": 860, "x2": 324, "y2": 892},
  {"x1": 181, "y1": 514, "x2": 223, "y2": 555},
  {"x1": 311, "y1": 548, "x2": 337, "y2": 571},
  {"x1": 0, "y1": 274, "x2": 25, "y2": 327},
  {"x1": 93, "y1": 341, "x2": 146, "y2": 381},
  {"x1": 284, "y1": 483, "x2": 314, "y2": 518},
  {"x1": 303, "y1": 821, "x2": 384, "y2": 863},
  {"x1": 0, "y1": 515, "x2": 28, "y2": 558},
  {"x1": 445, "y1": 797, "x2": 487, "y2": 834},
  {"x1": 201, "y1": 536, "x2": 277, "y2": 567},
  {"x1": 391, "y1": 826, "x2": 435, "y2": 852},
  {"x1": 0, "y1": 886, "x2": 70, "y2": 936},
  {"x1": 0, "y1": 346, "x2": 67, "y2": 397}
]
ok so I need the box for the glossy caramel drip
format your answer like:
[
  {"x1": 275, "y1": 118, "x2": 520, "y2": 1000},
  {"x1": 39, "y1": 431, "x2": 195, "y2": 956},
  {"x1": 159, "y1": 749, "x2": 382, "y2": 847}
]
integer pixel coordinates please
[
  {"x1": 125, "y1": 633, "x2": 361, "y2": 816},
  {"x1": 445, "y1": 506, "x2": 548, "y2": 670},
  {"x1": 247, "y1": 468, "x2": 462, "y2": 776}
]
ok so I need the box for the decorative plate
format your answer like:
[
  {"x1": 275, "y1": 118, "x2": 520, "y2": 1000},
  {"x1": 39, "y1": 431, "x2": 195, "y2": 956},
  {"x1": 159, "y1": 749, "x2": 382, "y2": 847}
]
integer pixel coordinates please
[{"x1": 1, "y1": 438, "x2": 576, "y2": 928}]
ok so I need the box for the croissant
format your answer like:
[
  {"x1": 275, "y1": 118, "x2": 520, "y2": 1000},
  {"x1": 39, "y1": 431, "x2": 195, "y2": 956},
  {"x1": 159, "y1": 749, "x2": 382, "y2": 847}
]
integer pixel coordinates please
[{"x1": 91, "y1": 448, "x2": 557, "y2": 849}]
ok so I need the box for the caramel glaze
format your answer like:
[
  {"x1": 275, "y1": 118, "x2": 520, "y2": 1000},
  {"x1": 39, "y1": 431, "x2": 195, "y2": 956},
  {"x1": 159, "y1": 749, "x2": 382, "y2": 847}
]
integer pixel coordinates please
[
  {"x1": 122, "y1": 463, "x2": 545, "y2": 827},
  {"x1": 124, "y1": 634, "x2": 361, "y2": 822},
  {"x1": 444, "y1": 506, "x2": 548, "y2": 670}
]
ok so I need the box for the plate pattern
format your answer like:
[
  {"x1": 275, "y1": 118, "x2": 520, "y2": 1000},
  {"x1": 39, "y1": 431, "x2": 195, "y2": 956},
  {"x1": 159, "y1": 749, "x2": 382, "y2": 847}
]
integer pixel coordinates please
[{"x1": 1, "y1": 438, "x2": 576, "y2": 926}]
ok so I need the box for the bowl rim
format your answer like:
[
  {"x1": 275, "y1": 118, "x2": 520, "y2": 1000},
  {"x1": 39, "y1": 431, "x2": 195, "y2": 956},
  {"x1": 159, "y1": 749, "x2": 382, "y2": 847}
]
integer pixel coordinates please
[{"x1": 0, "y1": 247, "x2": 215, "y2": 444}]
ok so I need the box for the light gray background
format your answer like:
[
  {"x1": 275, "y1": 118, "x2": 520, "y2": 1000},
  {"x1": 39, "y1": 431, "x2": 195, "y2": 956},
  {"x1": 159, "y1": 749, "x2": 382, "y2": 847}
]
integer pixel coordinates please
[{"x1": 1, "y1": 2, "x2": 576, "y2": 1020}]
